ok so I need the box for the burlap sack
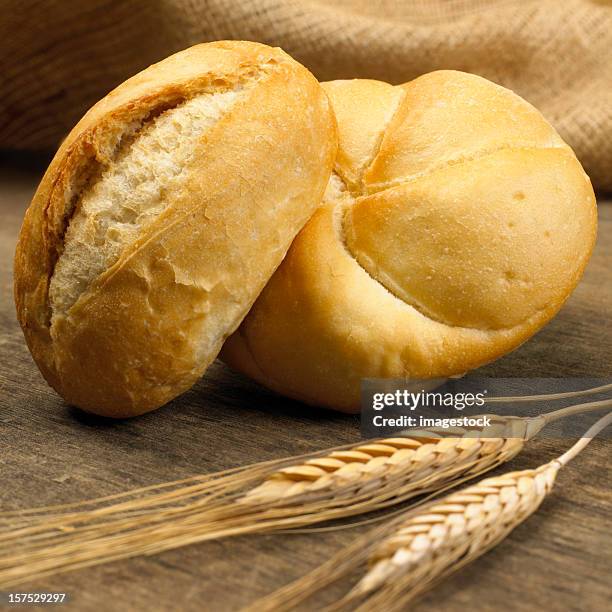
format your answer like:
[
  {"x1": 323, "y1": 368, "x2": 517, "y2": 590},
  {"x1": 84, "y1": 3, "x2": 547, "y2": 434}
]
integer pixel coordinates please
[{"x1": 1, "y1": 0, "x2": 610, "y2": 189}]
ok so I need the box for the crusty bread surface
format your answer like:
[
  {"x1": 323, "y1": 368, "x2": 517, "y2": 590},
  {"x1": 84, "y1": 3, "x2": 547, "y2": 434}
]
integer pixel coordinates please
[
  {"x1": 221, "y1": 71, "x2": 597, "y2": 412},
  {"x1": 14, "y1": 41, "x2": 337, "y2": 417}
]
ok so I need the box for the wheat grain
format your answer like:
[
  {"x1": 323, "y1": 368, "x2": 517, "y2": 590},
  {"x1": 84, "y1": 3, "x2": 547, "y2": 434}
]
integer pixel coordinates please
[
  {"x1": 239, "y1": 435, "x2": 523, "y2": 506},
  {"x1": 351, "y1": 463, "x2": 558, "y2": 610}
]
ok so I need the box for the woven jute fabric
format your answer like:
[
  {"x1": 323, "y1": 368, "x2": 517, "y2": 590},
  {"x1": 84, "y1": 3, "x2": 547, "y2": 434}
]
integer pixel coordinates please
[{"x1": 1, "y1": 0, "x2": 611, "y2": 189}]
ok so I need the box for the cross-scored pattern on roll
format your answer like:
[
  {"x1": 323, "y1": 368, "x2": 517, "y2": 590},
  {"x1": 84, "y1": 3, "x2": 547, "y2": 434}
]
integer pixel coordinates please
[{"x1": 222, "y1": 71, "x2": 597, "y2": 412}]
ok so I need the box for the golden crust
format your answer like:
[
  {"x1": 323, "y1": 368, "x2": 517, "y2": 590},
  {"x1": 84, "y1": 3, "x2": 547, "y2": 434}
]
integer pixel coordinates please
[
  {"x1": 222, "y1": 71, "x2": 597, "y2": 413},
  {"x1": 14, "y1": 41, "x2": 337, "y2": 417}
]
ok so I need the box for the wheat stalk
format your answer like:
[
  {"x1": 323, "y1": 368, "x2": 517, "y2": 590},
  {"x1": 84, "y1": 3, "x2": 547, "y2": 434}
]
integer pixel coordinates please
[
  {"x1": 352, "y1": 466, "x2": 559, "y2": 611},
  {"x1": 484, "y1": 382, "x2": 612, "y2": 403},
  {"x1": 240, "y1": 435, "x2": 522, "y2": 506},
  {"x1": 241, "y1": 395, "x2": 612, "y2": 505},
  {"x1": 0, "y1": 394, "x2": 608, "y2": 588},
  {"x1": 249, "y1": 411, "x2": 612, "y2": 612},
  {"x1": 0, "y1": 435, "x2": 523, "y2": 588}
]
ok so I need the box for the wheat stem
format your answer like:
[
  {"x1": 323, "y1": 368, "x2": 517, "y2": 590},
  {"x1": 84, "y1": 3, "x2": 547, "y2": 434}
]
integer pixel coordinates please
[
  {"x1": 486, "y1": 381, "x2": 612, "y2": 403},
  {"x1": 541, "y1": 397, "x2": 612, "y2": 427},
  {"x1": 556, "y1": 410, "x2": 612, "y2": 465}
]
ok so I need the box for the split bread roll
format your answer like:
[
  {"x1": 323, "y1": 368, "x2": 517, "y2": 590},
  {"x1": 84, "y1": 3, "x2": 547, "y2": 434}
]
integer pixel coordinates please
[
  {"x1": 222, "y1": 71, "x2": 597, "y2": 413},
  {"x1": 14, "y1": 41, "x2": 337, "y2": 417}
]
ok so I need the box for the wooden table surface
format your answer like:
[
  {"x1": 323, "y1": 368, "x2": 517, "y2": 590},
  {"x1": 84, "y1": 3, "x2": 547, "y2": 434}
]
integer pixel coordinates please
[{"x1": 1, "y1": 154, "x2": 610, "y2": 612}]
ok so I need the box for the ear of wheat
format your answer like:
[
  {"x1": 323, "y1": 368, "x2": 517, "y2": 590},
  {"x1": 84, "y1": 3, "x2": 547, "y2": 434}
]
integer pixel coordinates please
[
  {"x1": 0, "y1": 393, "x2": 608, "y2": 588},
  {"x1": 249, "y1": 411, "x2": 612, "y2": 612},
  {"x1": 0, "y1": 435, "x2": 523, "y2": 588}
]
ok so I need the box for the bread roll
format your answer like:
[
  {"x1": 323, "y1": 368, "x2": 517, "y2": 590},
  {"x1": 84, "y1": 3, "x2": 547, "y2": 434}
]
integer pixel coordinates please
[
  {"x1": 14, "y1": 41, "x2": 337, "y2": 417},
  {"x1": 221, "y1": 71, "x2": 597, "y2": 413}
]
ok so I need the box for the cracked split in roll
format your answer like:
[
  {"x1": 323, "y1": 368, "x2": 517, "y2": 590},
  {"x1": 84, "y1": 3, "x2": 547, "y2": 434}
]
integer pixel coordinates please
[{"x1": 13, "y1": 41, "x2": 338, "y2": 417}]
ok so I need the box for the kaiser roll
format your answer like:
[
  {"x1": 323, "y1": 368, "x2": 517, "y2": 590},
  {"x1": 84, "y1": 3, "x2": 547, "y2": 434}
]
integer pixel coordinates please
[{"x1": 221, "y1": 71, "x2": 597, "y2": 412}]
